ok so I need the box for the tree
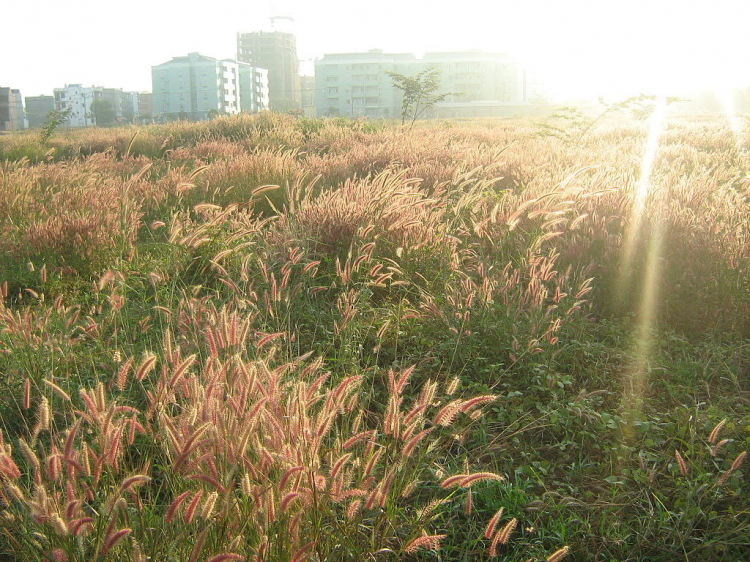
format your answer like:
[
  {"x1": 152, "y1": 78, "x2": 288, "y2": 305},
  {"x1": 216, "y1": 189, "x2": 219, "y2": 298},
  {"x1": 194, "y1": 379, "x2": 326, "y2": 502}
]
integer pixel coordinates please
[
  {"x1": 39, "y1": 108, "x2": 72, "y2": 143},
  {"x1": 386, "y1": 67, "x2": 451, "y2": 127},
  {"x1": 122, "y1": 104, "x2": 135, "y2": 123},
  {"x1": 90, "y1": 99, "x2": 115, "y2": 126}
]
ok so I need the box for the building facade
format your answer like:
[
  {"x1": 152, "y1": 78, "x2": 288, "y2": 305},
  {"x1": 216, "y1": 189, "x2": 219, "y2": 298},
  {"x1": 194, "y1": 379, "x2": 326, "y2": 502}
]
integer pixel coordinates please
[
  {"x1": 54, "y1": 85, "x2": 99, "y2": 127},
  {"x1": 152, "y1": 53, "x2": 268, "y2": 121},
  {"x1": 238, "y1": 63, "x2": 269, "y2": 113},
  {"x1": 314, "y1": 50, "x2": 529, "y2": 119},
  {"x1": 25, "y1": 95, "x2": 55, "y2": 128},
  {"x1": 138, "y1": 92, "x2": 153, "y2": 122},
  {"x1": 419, "y1": 51, "x2": 525, "y2": 103},
  {"x1": 100, "y1": 88, "x2": 140, "y2": 124},
  {"x1": 53, "y1": 85, "x2": 141, "y2": 127},
  {"x1": 314, "y1": 50, "x2": 413, "y2": 118},
  {"x1": 152, "y1": 53, "x2": 241, "y2": 121},
  {"x1": 237, "y1": 31, "x2": 301, "y2": 112},
  {"x1": 0, "y1": 87, "x2": 26, "y2": 131},
  {"x1": 300, "y1": 75, "x2": 316, "y2": 117}
]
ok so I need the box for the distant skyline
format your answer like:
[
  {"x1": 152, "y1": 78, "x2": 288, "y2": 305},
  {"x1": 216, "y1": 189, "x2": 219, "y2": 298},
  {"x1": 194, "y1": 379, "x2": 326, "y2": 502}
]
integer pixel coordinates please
[{"x1": 3, "y1": 0, "x2": 750, "y2": 102}]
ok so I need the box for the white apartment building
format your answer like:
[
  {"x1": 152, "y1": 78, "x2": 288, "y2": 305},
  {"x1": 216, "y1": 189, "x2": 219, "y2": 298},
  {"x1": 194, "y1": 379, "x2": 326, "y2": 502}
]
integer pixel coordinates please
[
  {"x1": 54, "y1": 85, "x2": 98, "y2": 127},
  {"x1": 315, "y1": 50, "x2": 414, "y2": 119},
  {"x1": 53, "y1": 85, "x2": 140, "y2": 127},
  {"x1": 152, "y1": 52, "x2": 269, "y2": 121},
  {"x1": 315, "y1": 50, "x2": 532, "y2": 119},
  {"x1": 238, "y1": 62, "x2": 270, "y2": 113}
]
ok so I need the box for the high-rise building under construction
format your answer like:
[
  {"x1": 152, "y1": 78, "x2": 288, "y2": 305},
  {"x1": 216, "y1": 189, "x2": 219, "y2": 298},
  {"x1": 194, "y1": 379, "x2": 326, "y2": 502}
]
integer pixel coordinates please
[{"x1": 237, "y1": 28, "x2": 301, "y2": 112}]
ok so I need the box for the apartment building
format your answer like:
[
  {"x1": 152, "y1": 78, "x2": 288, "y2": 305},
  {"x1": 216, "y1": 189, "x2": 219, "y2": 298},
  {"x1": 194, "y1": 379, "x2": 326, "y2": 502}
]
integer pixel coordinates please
[
  {"x1": 53, "y1": 85, "x2": 142, "y2": 127},
  {"x1": 314, "y1": 50, "x2": 529, "y2": 118},
  {"x1": 53, "y1": 85, "x2": 99, "y2": 127},
  {"x1": 25, "y1": 95, "x2": 55, "y2": 128},
  {"x1": 152, "y1": 52, "x2": 268, "y2": 121},
  {"x1": 420, "y1": 52, "x2": 523, "y2": 101},
  {"x1": 0, "y1": 87, "x2": 26, "y2": 131},
  {"x1": 100, "y1": 88, "x2": 140, "y2": 123},
  {"x1": 237, "y1": 31, "x2": 301, "y2": 112},
  {"x1": 138, "y1": 92, "x2": 153, "y2": 122},
  {"x1": 421, "y1": 52, "x2": 531, "y2": 118},
  {"x1": 238, "y1": 63, "x2": 270, "y2": 113},
  {"x1": 315, "y1": 50, "x2": 413, "y2": 118},
  {"x1": 300, "y1": 75, "x2": 316, "y2": 117}
]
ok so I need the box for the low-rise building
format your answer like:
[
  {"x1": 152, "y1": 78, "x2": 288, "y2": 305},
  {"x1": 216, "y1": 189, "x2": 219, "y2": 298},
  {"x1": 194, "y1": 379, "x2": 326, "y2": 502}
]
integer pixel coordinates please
[
  {"x1": 152, "y1": 52, "x2": 268, "y2": 121},
  {"x1": 25, "y1": 95, "x2": 55, "y2": 128},
  {"x1": 0, "y1": 87, "x2": 26, "y2": 131}
]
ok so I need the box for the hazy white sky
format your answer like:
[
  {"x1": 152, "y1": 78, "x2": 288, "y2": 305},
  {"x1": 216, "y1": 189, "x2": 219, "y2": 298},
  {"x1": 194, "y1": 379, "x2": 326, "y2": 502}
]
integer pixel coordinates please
[{"x1": 2, "y1": 0, "x2": 749, "y2": 101}]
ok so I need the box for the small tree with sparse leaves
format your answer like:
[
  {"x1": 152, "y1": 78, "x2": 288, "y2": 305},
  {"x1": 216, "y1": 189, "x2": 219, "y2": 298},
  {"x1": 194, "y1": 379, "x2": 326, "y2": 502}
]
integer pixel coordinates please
[
  {"x1": 39, "y1": 108, "x2": 72, "y2": 144},
  {"x1": 386, "y1": 67, "x2": 451, "y2": 127}
]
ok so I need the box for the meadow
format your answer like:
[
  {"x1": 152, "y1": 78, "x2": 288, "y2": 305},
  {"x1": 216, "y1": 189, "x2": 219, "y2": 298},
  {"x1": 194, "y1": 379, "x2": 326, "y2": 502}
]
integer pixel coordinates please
[{"x1": 0, "y1": 112, "x2": 748, "y2": 561}]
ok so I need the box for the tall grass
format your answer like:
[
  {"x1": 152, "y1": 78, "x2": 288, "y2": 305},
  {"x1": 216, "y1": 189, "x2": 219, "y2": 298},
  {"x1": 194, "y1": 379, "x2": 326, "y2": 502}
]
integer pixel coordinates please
[{"x1": 0, "y1": 113, "x2": 748, "y2": 561}]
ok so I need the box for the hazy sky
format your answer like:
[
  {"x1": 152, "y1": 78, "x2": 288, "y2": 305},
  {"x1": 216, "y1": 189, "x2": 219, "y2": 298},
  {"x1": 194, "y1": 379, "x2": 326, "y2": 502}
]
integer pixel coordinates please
[{"x1": 2, "y1": 0, "x2": 749, "y2": 101}]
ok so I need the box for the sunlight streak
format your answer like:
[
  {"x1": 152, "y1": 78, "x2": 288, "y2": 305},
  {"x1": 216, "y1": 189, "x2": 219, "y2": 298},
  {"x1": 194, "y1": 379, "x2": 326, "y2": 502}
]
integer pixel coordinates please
[
  {"x1": 617, "y1": 96, "x2": 667, "y2": 304},
  {"x1": 619, "y1": 222, "x2": 663, "y2": 447},
  {"x1": 718, "y1": 89, "x2": 746, "y2": 150},
  {"x1": 616, "y1": 97, "x2": 668, "y2": 451}
]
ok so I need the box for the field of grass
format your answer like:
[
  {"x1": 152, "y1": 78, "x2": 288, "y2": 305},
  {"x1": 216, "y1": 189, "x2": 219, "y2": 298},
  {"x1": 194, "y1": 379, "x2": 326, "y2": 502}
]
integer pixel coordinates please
[{"x1": 0, "y1": 113, "x2": 748, "y2": 561}]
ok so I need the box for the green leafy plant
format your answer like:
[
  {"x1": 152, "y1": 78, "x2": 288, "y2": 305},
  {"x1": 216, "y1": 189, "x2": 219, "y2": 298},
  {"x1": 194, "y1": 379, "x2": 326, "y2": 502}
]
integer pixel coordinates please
[
  {"x1": 39, "y1": 108, "x2": 72, "y2": 144},
  {"x1": 386, "y1": 67, "x2": 451, "y2": 127}
]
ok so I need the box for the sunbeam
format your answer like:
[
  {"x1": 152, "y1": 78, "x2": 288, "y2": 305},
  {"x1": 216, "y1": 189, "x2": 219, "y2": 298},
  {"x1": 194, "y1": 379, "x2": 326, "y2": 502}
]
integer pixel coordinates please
[
  {"x1": 617, "y1": 96, "x2": 667, "y2": 305},
  {"x1": 718, "y1": 89, "x2": 746, "y2": 150},
  {"x1": 616, "y1": 97, "x2": 668, "y2": 450},
  {"x1": 619, "y1": 219, "x2": 664, "y2": 448}
]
